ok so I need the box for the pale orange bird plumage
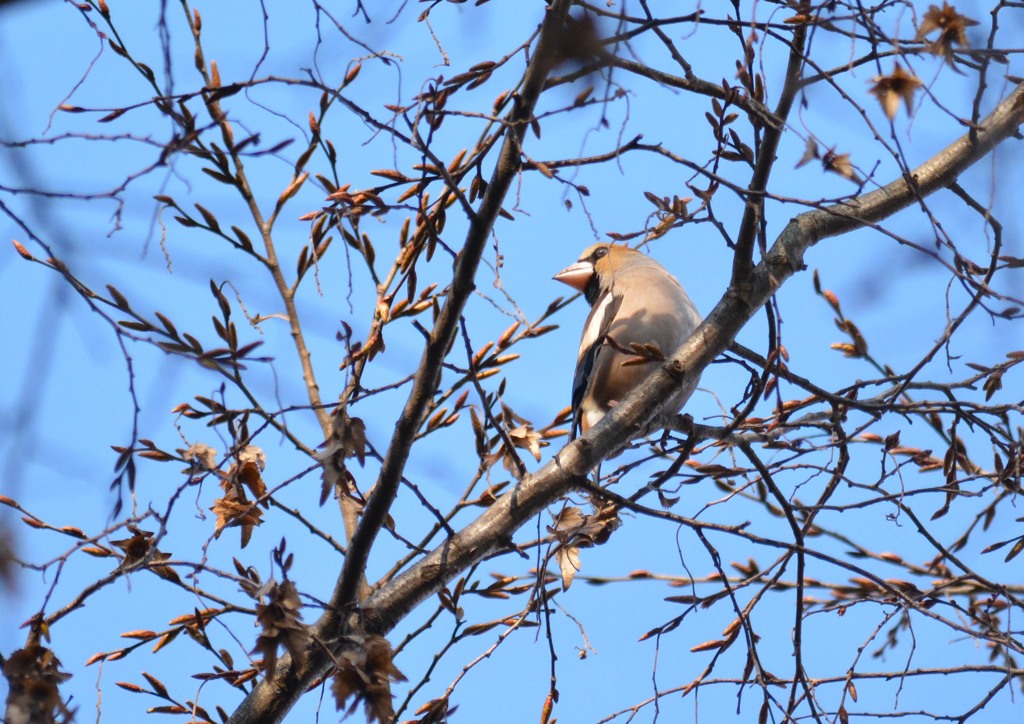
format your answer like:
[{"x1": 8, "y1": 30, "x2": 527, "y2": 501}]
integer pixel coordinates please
[{"x1": 554, "y1": 243, "x2": 702, "y2": 438}]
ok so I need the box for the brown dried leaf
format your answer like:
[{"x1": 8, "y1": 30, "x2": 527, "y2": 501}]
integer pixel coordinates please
[
  {"x1": 556, "y1": 545, "x2": 581, "y2": 590},
  {"x1": 916, "y1": 2, "x2": 979, "y2": 66},
  {"x1": 331, "y1": 635, "x2": 406, "y2": 723},
  {"x1": 822, "y1": 149, "x2": 860, "y2": 182},
  {"x1": 211, "y1": 489, "x2": 263, "y2": 548},
  {"x1": 869, "y1": 64, "x2": 924, "y2": 120},
  {"x1": 253, "y1": 579, "x2": 309, "y2": 681},
  {"x1": 507, "y1": 424, "x2": 543, "y2": 461},
  {"x1": 795, "y1": 137, "x2": 819, "y2": 169},
  {"x1": 983, "y1": 370, "x2": 1003, "y2": 401}
]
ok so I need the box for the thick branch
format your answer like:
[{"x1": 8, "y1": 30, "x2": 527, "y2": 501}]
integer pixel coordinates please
[
  {"x1": 226, "y1": 2, "x2": 573, "y2": 722},
  {"x1": 226, "y1": 40, "x2": 1021, "y2": 717},
  {"x1": 331, "y1": 0, "x2": 569, "y2": 618},
  {"x1": 731, "y1": 3, "x2": 808, "y2": 282},
  {"x1": 358, "y1": 82, "x2": 1024, "y2": 640},
  {"x1": 602, "y1": 83, "x2": 1024, "y2": 445}
]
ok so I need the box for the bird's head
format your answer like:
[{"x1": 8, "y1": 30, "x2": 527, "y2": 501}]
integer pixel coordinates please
[{"x1": 553, "y1": 243, "x2": 643, "y2": 305}]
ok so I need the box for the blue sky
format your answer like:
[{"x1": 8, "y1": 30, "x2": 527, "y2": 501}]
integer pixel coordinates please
[{"x1": 3, "y1": 1, "x2": 1024, "y2": 722}]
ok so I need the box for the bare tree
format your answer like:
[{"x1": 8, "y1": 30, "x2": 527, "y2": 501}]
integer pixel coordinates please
[{"x1": 3, "y1": 1, "x2": 1024, "y2": 722}]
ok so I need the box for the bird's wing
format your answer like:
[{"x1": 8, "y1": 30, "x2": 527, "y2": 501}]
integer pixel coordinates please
[{"x1": 570, "y1": 291, "x2": 621, "y2": 439}]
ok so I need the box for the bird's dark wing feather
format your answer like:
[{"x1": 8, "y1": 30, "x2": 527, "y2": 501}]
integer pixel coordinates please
[{"x1": 570, "y1": 292, "x2": 621, "y2": 439}]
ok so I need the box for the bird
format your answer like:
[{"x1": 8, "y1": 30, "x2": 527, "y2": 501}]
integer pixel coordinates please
[{"x1": 554, "y1": 243, "x2": 702, "y2": 439}]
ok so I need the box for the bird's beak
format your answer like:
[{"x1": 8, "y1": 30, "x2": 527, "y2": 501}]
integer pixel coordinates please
[{"x1": 553, "y1": 261, "x2": 593, "y2": 292}]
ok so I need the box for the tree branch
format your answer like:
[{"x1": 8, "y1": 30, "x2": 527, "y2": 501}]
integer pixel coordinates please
[
  {"x1": 226, "y1": 2, "x2": 574, "y2": 721},
  {"x1": 347, "y1": 78, "x2": 1024, "y2": 652}
]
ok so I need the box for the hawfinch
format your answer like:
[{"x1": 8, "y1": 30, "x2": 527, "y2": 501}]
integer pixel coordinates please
[{"x1": 554, "y1": 243, "x2": 701, "y2": 438}]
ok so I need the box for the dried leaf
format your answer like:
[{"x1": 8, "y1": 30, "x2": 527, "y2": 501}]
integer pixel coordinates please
[
  {"x1": 822, "y1": 149, "x2": 860, "y2": 182},
  {"x1": 869, "y1": 64, "x2": 923, "y2": 120},
  {"x1": 331, "y1": 635, "x2": 406, "y2": 723},
  {"x1": 916, "y1": 2, "x2": 979, "y2": 66},
  {"x1": 556, "y1": 545, "x2": 581, "y2": 590},
  {"x1": 507, "y1": 424, "x2": 543, "y2": 461},
  {"x1": 252, "y1": 579, "x2": 309, "y2": 681}
]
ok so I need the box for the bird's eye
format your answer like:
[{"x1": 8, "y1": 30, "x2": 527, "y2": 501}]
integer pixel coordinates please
[{"x1": 592, "y1": 247, "x2": 608, "y2": 261}]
